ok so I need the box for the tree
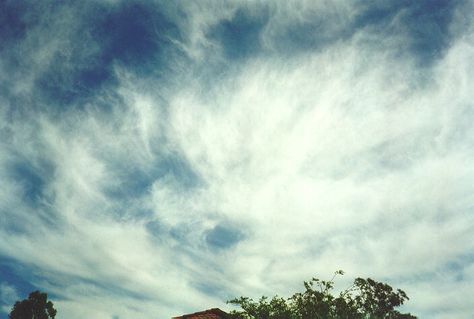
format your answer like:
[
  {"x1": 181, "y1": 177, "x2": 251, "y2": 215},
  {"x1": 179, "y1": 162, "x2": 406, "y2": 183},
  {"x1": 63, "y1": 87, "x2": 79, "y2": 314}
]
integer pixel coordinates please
[
  {"x1": 228, "y1": 271, "x2": 417, "y2": 319},
  {"x1": 9, "y1": 291, "x2": 57, "y2": 319}
]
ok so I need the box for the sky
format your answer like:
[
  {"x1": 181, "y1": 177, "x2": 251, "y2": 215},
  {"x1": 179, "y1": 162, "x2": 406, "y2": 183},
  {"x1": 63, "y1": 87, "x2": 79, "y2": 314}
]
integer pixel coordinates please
[{"x1": 0, "y1": 0, "x2": 473, "y2": 318}]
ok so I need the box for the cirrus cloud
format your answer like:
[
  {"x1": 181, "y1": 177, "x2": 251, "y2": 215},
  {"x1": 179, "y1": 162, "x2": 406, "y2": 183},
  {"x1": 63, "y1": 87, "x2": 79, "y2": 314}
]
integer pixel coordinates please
[{"x1": 1, "y1": 1, "x2": 473, "y2": 318}]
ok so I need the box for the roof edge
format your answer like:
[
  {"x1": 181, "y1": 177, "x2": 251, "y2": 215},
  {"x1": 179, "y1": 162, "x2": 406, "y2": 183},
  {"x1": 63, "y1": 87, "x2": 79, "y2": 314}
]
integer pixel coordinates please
[{"x1": 172, "y1": 308, "x2": 229, "y2": 319}]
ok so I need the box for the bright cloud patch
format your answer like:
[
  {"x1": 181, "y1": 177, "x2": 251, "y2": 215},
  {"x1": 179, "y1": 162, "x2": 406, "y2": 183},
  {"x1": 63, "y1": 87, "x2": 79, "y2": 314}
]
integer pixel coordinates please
[{"x1": 1, "y1": 1, "x2": 474, "y2": 318}]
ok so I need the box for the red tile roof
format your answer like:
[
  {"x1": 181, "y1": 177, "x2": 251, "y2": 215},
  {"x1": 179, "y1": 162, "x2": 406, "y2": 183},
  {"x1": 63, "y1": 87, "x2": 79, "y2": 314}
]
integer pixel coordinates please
[{"x1": 173, "y1": 308, "x2": 229, "y2": 319}]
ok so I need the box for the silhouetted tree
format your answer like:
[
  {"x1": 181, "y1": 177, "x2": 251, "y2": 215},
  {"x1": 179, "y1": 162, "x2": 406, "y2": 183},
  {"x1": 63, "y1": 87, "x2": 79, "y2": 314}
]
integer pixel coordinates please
[
  {"x1": 228, "y1": 270, "x2": 417, "y2": 319},
  {"x1": 9, "y1": 291, "x2": 57, "y2": 319}
]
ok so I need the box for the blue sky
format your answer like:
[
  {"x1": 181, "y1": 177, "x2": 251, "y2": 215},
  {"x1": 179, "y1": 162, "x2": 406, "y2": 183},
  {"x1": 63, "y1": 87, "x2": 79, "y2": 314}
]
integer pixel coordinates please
[{"x1": 1, "y1": 0, "x2": 474, "y2": 318}]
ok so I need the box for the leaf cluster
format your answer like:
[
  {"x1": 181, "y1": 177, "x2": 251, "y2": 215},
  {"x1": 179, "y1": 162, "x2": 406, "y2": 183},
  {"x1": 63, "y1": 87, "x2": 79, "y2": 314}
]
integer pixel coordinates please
[
  {"x1": 9, "y1": 291, "x2": 57, "y2": 319},
  {"x1": 228, "y1": 271, "x2": 416, "y2": 319}
]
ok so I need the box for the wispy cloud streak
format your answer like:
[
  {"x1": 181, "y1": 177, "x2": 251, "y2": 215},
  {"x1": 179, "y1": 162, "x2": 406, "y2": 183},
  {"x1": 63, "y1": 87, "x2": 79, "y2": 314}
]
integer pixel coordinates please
[{"x1": 0, "y1": 1, "x2": 473, "y2": 318}]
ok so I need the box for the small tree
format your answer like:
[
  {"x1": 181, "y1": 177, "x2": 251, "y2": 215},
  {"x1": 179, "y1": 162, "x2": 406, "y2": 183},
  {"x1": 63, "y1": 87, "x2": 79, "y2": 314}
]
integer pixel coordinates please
[
  {"x1": 9, "y1": 291, "x2": 57, "y2": 319},
  {"x1": 228, "y1": 271, "x2": 417, "y2": 319}
]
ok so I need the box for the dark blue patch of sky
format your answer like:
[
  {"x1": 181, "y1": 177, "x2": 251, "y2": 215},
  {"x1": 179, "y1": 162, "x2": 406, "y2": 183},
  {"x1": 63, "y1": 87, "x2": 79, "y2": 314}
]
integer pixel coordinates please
[
  {"x1": 34, "y1": 1, "x2": 182, "y2": 109},
  {"x1": 205, "y1": 223, "x2": 243, "y2": 250},
  {"x1": 103, "y1": 153, "x2": 201, "y2": 204},
  {"x1": 0, "y1": 1, "x2": 31, "y2": 47},
  {"x1": 9, "y1": 162, "x2": 48, "y2": 206},
  {"x1": 353, "y1": 0, "x2": 460, "y2": 65},
  {"x1": 240, "y1": 0, "x2": 460, "y2": 66},
  {"x1": 207, "y1": 7, "x2": 269, "y2": 60}
]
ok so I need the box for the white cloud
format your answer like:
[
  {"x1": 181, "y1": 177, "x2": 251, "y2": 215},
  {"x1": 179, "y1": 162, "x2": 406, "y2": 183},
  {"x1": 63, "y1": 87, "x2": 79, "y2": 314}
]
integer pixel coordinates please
[{"x1": 0, "y1": 1, "x2": 473, "y2": 318}]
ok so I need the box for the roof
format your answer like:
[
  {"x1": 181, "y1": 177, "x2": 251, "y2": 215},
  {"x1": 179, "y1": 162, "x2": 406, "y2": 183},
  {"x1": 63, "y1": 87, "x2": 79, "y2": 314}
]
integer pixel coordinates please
[{"x1": 172, "y1": 308, "x2": 229, "y2": 319}]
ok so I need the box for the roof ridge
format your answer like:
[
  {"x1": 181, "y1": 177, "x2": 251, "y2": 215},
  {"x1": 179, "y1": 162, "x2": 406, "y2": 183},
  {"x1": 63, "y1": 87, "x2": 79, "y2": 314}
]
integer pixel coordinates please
[{"x1": 172, "y1": 308, "x2": 229, "y2": 319}]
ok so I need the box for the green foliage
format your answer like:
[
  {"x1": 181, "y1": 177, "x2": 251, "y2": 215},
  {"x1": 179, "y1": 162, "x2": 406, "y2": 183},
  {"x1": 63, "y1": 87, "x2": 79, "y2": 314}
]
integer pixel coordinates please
[
  {"x1": 228, "y1": 271, "x2": 417, "y2": 319},
  {"x1": 9, "y1": 291, "x2": 57, "y2": 319}
]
